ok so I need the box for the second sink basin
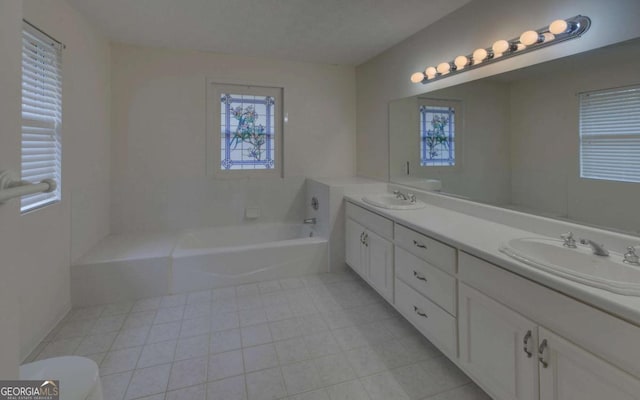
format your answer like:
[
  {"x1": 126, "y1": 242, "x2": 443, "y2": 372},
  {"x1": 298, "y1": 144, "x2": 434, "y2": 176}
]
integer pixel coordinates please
[
  {"x1": 362, "y1": 194, "x2": 426, "y2": 210},
  {"x1": 500, "y1": 237, "x2": 640, "y2": 296}
]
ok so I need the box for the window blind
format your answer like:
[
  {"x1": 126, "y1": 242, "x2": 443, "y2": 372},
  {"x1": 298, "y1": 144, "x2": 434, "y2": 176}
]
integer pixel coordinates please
[
  {"x1": 21, "y1": 22, "x2": 62, "y2": 213},
  {"x1": 579, "y1": 85, "x2": 640, "y2": 183}
]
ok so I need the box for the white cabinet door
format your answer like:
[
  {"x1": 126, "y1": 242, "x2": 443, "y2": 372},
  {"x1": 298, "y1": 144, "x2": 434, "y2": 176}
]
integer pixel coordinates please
[
  {"x1": 459, "y1": 283, "x2": 539, "y2": 400},
  {"x1": 366, "y1": 230, "x2": 393, "y2": 301},
  {"x1": 345, "y1": 218, "x2": 366, "y2": 278},
  {"x1": 539, "y1": 327, "x2": 640, "y2": 400}
]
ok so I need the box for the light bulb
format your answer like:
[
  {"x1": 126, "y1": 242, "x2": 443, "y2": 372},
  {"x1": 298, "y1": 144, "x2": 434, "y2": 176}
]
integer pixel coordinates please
[
  {"x1": 492, "y1": 40, "x2": 510, "y2": 56},
  {"x1": 437, "y1": 62, "x2": 451, "y2": 74},
  {"x1": 410, "y1": 72, "x2": 424, "y2": 83},
  {"x1": 520, "y1": 30, "x2": 541, "y2": 46},
  {"x1": 454, "y1": 56, "x2": 468, "y2": 70},
  {"x1": 472, "y1": 48, "x2": 488, "y2": 64},
  {"x1": 549, "y1": 19, "x2": 568, "y2": 35},
  {"x1": 543, "y1": 32, "x2": 555, "y2": 42},
  {"x1": 425, "y1": 66, "x2": 437, "y2": 79}
]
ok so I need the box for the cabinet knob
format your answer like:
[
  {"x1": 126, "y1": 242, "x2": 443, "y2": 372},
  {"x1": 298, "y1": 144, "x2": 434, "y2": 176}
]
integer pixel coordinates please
[
  {"x1": 538, "y1": 339, "x2": 549, "y2": 368},
  {"x1": 413, "y1": 240, "x2": 427, "y2": 249},
  {"x1": 523, "y1": 330, "x2": 533, "y2": 358},
  {"x1": 413, "y1": 305, "x2": 428, "y2": 318},
  {"x1": 413, "y1": 270, "x2": 428, "y2": 282}
]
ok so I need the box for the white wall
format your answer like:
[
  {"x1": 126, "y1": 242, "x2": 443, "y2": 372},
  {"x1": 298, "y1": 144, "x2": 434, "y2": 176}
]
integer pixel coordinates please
[
  {"x1": 356, "y1": 0, "x2": 640, "y2": 180},
  {"x1": 0, "y1": 0, "x2": 111, "y2": 363},
  {"x1": 0, "y1": 0, "x2": 24, "y2": 378},
  {"x1": 110, "y1": 44, "x2": 356, "y2": 233},
  {"x1": 390, "y1": 80, "x2": 511, "y2": 204},
  {"x1": 510, "y1": 44, "x2": 640, "y2": 233}
]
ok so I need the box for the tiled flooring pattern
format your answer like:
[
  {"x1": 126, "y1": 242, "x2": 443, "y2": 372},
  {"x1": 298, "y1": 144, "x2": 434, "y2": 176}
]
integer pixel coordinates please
[{"x1": 29, "y1": 271, "x2": 491, "y2": 400}]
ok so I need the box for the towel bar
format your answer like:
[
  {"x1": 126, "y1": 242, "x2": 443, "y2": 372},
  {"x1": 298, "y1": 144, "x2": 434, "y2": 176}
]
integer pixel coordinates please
[{"x1": 0, "y1": 170, "x2": 57, "y2": 204}]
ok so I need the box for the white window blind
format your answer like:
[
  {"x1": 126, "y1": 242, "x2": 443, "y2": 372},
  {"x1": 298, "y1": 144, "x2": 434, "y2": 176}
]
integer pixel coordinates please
[
  {"x1": 579, "y1": 85, "x2": 640, "y2": 183},
  {"x1": 21, "y1": 22, "x2": 62, "y2": 213}
]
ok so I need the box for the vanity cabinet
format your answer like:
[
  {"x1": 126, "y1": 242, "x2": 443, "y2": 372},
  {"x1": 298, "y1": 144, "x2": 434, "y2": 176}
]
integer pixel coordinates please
[
  {"x1": 344, "y1": 198, "x2": 640, "y2": 400},
  {"x1": 459, "y1": 282, "x2": 539, "y2": 400},
  {"x1": 460, "y1": 281, "x2": 640, "y2": 400},
  {"x1": 460, "y1": 252, "x2": 640, "y2": 400},
  {"x1": 538, "y1": 327, "x2": 640, "y2": 400},
  {"x1": 345, "y1": 218, "x2": 367, "y2": 276},
  {"x1": 345, "y1": 204, "x2": 394, "y2": 301}
]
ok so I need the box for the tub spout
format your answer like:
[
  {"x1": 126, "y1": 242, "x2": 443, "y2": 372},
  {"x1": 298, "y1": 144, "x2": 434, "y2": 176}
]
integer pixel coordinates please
[{"x1": 303, "y1": 218, "x2": 316, "y2": 224}]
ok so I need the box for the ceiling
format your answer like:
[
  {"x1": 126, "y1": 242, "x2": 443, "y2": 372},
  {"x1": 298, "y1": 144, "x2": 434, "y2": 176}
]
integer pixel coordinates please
[{"x1": 65, "y1": 0, "x2": 471, "y2": 65}]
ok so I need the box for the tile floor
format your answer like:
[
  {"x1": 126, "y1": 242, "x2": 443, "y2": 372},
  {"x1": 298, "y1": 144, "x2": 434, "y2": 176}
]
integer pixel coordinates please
[{"x1": 28, "y1": 270, "x2": 491, "y2": 400}]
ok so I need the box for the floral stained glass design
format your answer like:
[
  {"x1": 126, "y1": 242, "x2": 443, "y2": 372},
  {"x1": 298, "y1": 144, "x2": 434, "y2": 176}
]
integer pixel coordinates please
[
  {"x1": 420, "y1": 105, "x2": 455, "y2": 166},
  {"x1": 220, "y1": 93, "x2": 275, "y2": 170}
]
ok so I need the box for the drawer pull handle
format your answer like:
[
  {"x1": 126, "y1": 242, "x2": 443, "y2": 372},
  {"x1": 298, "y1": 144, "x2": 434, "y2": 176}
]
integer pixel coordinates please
[
  {"x1": 413, "y1": 305, "x2": 428, "y2": 318},
  {"x1": 538, "y1": 339, "x2": 549, "y2": 368},
  {"x1": 363, "y1": 234, "x2": 369, "y2": 247},
  {"x1": 360, "y1": 232, "x2": 365, "y2": 244},
  {"x1": 413, "y1": 271, "x2": 428, "y2": 282},
  {"x1": 523, "y1": 330, "x2": 533, "y2": 358},
  {"x1": 413, "y1": 240, "x2": 427, "y2": 249}
]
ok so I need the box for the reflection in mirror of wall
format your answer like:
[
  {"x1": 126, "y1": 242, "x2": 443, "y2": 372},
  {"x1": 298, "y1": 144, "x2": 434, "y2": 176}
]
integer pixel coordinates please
[{"x1": 390, "y1": 38, "x2": 640, "y2": 235}]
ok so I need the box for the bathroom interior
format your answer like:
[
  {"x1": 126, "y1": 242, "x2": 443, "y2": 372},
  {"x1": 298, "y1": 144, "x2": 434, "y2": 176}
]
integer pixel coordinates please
[{"x1": 1, "y1": 0, "x2": 640, "y2": 399}]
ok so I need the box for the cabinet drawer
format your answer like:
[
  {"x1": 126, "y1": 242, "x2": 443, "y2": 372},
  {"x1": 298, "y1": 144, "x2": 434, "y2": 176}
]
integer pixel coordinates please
[
  {"x1": 346, "y1": 202, "x2": 393, "y2": 240},
  {"x1": 394, "y1": 224, "x2": 456, "y2": 274},
  {"x1": 396, "y1": 246, "x2": 456, "y2": 315},
  {"x1": 395, "y1": 279, "x2": 457, "y2": 357}
]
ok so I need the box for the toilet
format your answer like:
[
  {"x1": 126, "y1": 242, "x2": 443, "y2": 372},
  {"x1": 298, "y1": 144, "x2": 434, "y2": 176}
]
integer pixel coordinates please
[{"x1": 20, "y1": 356, "x2": 103, "y2": 400}]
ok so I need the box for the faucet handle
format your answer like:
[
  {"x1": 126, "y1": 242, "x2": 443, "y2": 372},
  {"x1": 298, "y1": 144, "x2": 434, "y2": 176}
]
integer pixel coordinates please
[
  {"x1": 407, "y1": 193, "x2": 416, "y2": 203},
  {"x1": 560, "y1": 232, "x2": 577, "y2": 248},
  {"x1": 624, "y1": 246, "x2": 640, "y2": 265}
]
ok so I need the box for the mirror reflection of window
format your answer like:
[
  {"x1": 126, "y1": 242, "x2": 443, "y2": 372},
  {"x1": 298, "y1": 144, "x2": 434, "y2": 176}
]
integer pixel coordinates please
[
  {"x1": 579, "y1": 85, "x2": 640, "y2": 183},
  {"x1": 418, "y1": 100, "x2": 460, "y2": 168}
]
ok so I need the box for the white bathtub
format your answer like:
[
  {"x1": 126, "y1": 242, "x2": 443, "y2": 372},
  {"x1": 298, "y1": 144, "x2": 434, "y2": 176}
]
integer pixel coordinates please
[
  {"x1": 171, "y1": 224, "x2": 328, "y2": 293},
  {"x1": 71, "y1": 224, "x2": 328, "y2": 305}
]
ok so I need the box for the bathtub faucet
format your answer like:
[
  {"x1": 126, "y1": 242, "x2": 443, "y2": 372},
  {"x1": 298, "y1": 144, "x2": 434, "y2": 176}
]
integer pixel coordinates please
[{"x1": 303, "y1": 218, "x2": 316, "y2": 225}]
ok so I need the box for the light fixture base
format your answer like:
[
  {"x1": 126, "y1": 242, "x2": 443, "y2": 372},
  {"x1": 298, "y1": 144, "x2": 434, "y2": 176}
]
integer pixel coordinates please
[{"x1": 413, "y1": 15, "x2": 591, "y2": 84}]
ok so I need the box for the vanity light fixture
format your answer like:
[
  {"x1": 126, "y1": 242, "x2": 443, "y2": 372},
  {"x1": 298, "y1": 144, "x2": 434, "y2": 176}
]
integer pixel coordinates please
[{"x1": 410, "y1": 15, "x2": 591, "y2": 84}]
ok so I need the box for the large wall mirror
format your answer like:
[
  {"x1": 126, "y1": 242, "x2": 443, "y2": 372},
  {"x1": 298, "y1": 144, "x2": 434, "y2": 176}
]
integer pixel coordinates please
[{"x1": 390, "y1": 38, "x2": 640, "y2": 236}]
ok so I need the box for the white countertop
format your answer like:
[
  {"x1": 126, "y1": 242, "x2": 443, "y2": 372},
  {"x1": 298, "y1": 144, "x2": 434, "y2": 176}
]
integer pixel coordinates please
[{"x1": 345, "y1": 194, "x2": 640, "y2": 327}]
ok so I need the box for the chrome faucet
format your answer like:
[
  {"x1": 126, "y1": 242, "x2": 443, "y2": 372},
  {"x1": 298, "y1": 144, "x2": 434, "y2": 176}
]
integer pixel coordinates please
[
  {"x1": 303, "y1": 218, "x2": 316, "y2": 225},
  {"x1": 393, "y1": 190, "x2": 408, "y2": 200},
  {"x1": 579, "y1": 238, "x2": 609, "y2": 256},
  {"x1": 623, "y1": 246, "x2": 640, "y2": 265},
  {"x1": 560, "y1": 232, "x2": 577, "y2": 248},
  {"x1": 393, "y1": 190, "x2": 417, "y2": 203}
]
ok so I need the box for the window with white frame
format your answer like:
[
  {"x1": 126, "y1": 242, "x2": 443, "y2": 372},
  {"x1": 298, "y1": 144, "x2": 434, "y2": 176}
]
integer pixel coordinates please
[
  {"x1": 21, "y1": 21, "x2": 63, "y2": 213},
  {"x1": 207, "y1": 82, "x2": 283, "y2": 177},
  {"x1": 419, "y1": 99, "x2": 460, "y2": 167},
  {"x1": 579, "y1": 85, "x2": 640, "y2": 183}
]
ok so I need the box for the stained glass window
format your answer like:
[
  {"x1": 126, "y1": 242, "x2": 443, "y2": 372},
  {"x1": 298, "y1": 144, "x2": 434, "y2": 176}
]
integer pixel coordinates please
[
  {"x1": 419, "y1": 105, "x2": 456, "y2": 167},
  {"x1": 220, "y1": 93, "x2": 276, "y2": 170}
]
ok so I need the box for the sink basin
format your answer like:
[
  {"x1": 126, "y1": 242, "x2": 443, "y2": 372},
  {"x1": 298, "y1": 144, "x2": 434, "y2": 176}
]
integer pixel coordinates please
[
  {"x1": 500, "y1": 237, "x2": 640, "y2": 296},
  {"x1": 362, "y1": 194, "x2": 426, "y2": 210}
]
